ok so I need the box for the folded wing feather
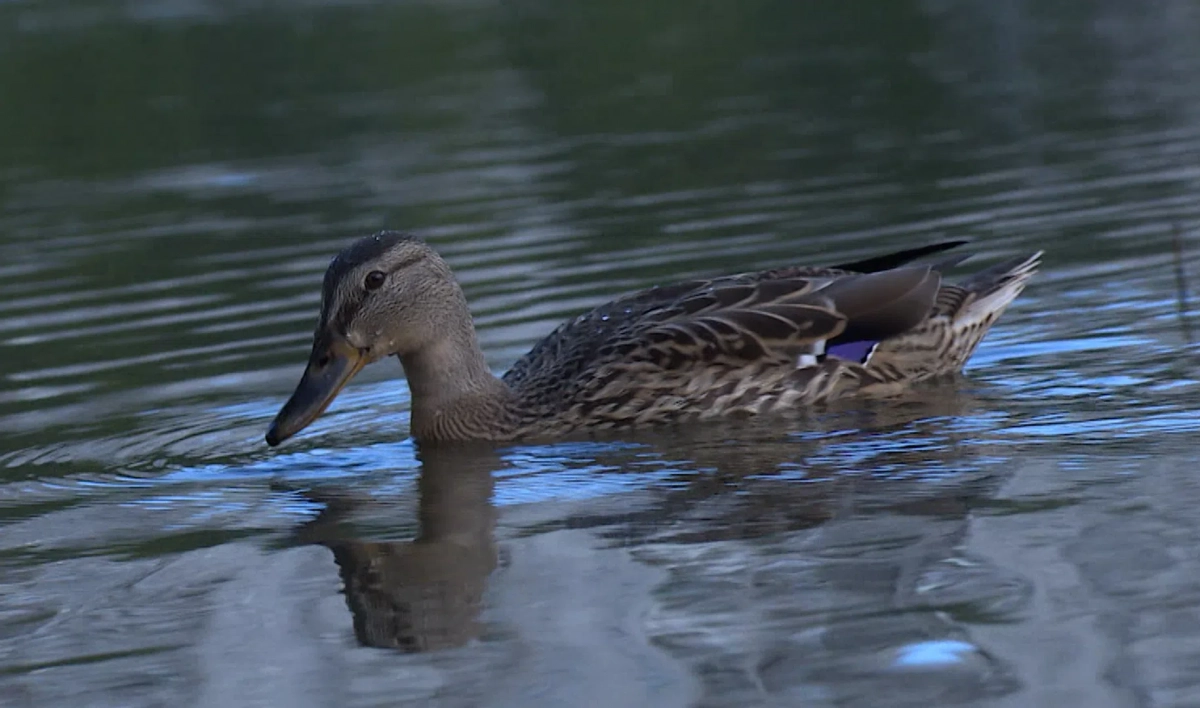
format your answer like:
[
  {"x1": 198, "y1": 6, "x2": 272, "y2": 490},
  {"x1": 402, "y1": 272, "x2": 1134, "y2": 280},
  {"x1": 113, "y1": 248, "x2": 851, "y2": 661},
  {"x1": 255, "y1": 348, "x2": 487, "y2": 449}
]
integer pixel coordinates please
[{"x1": 627, "y1": 267, "x2": 941, "y2": 370}]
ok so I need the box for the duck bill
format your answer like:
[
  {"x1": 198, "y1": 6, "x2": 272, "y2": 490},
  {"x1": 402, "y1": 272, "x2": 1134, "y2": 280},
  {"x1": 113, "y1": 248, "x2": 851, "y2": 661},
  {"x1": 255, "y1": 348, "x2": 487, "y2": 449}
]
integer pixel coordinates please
[{"x1": 266, "y1": 336, "x2": 367, "y2": 446}]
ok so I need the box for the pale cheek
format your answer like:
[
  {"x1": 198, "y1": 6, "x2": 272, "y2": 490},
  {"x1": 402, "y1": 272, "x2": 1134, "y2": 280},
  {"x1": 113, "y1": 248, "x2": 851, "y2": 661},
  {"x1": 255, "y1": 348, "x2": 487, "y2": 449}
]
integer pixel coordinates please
[
  {"x1": 349, "y1": 324, "x2": 400, "y2": 355},
  {"x1": 344, "y1": 328, "x2": 370, "y2": 349}
]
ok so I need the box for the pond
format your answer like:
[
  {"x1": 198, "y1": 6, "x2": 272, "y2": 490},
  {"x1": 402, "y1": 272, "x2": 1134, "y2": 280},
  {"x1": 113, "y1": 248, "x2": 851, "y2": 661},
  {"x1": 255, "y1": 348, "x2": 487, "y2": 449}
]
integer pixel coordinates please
[{"x1": 3, "y1": 1, "x2": 1200, "y2": 706}]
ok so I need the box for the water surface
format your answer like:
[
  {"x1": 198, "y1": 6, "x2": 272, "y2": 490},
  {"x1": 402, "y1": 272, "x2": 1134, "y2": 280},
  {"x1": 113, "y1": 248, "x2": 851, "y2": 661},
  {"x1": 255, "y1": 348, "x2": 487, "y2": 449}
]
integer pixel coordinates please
[{"x1": 3, "y1": 1, "x2": 1200, "y2": 706}]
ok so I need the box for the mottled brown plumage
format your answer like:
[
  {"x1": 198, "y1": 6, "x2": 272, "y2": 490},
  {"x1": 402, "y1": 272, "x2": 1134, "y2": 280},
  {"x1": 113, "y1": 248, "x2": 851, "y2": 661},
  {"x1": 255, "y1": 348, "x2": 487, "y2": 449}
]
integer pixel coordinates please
[{"x1": 265, "y1": 232, "x2": 1041, "y2": 446}]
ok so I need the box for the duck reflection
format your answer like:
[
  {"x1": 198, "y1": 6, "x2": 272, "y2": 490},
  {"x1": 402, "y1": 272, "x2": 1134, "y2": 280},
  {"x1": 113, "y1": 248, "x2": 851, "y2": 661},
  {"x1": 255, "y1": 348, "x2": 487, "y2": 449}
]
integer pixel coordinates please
[
  {"x1": 288, "y1": 447, "x2": 501, "y2": 652},
  {"x1": 562, "y1": 383, "x2": 1003, "y2": 541},
  {"x1": 288, "y1": 386, "x2": 1008, "y2": 657}
]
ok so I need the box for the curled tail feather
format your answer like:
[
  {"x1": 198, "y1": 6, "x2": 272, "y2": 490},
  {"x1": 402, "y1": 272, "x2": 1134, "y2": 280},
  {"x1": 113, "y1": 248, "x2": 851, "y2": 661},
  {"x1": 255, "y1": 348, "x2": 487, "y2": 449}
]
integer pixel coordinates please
[
  {"x1": 868, "y1": 250, "x2": 1042, "y2": 378},
  {"x1": 939, "y1": 250, "x2": 1042, "y2": 369}
]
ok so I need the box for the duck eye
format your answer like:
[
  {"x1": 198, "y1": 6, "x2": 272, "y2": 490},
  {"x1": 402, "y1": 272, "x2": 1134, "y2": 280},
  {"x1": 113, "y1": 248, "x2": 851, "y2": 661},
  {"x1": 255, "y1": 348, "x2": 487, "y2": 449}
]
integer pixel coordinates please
[{"x1": 364, "y1": 270, "x2": 387, "y2": 291}]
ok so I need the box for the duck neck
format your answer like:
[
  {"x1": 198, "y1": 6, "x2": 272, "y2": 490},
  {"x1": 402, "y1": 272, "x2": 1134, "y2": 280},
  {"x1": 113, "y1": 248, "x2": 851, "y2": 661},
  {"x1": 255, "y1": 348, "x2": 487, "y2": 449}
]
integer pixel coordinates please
[{"x1": 400, "y1": 325, "x2": 513, "y2": 442}]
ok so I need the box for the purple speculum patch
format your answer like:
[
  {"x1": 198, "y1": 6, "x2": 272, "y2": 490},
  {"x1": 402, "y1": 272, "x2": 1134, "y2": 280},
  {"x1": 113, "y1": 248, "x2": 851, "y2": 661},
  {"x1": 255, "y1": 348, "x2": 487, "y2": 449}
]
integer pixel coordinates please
[{"x1": 827, "y1": 340, "x2": 877, "y2": 364}]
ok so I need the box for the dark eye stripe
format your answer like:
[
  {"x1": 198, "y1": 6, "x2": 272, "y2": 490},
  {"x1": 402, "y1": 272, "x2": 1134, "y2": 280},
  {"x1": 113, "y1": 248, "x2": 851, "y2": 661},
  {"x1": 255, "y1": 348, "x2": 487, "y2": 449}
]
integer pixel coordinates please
[
  {"x1": 363, "y1": 253, "x2": 424, "y2": 292},
  {"x1": 330, "y1": 251, "x2": 428, "y2": 332},
  {"x1": 392, "y1": 253, "x2": 426, "y2": 270}
]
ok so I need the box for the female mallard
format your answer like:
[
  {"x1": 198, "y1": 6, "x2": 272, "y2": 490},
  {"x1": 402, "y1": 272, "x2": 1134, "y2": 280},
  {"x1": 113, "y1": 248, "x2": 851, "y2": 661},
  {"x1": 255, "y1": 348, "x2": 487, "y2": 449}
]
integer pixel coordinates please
[{"x1": 266, "y1": 232, "x2": 1041, "y2": 446}]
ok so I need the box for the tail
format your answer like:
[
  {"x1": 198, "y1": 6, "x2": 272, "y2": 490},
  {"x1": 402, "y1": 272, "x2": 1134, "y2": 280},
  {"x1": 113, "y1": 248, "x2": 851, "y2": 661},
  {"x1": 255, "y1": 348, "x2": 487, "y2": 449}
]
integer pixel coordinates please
[
  {"x1": 933, "y1": 250, "x2": 1043, "y2": 369},
  {"x1": 868, "y1": 250, "x2": 1042, "y2": 377},
  {"x1": 938, "y1": 250, "x2": 1042, "y2": 319}
]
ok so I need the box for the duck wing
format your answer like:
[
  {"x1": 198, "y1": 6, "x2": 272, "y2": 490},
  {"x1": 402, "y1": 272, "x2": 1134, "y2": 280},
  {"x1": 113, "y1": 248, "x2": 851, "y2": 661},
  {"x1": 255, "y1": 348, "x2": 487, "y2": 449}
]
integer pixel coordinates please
[
  {"x1": 615, "y1": 265, "x2": 943, "y2": 371},
  {"x1": 504, "y1": 244, "x2": 955, "y2": 408}
]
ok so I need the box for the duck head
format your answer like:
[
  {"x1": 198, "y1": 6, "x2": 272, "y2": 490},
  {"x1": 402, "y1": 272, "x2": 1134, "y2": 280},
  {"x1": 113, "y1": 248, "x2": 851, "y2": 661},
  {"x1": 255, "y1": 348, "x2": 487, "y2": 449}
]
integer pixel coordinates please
[{"x1": 265, "y1": 231, "x2": 467, "y2": 446}]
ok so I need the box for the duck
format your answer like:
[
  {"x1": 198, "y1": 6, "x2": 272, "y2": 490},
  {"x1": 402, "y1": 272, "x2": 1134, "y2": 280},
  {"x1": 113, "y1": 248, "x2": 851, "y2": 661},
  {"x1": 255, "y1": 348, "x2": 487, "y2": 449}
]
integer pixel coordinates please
[{"x1": 265, "y1": 231, "x2": 1041, "y2": 446}]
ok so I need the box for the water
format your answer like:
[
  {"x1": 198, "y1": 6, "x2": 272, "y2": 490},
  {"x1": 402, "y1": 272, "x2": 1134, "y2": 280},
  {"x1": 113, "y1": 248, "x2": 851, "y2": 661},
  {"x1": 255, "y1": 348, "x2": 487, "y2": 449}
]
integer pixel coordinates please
[{"x1": 2, "y1": 0, "x2": 1200, "y2": 705}]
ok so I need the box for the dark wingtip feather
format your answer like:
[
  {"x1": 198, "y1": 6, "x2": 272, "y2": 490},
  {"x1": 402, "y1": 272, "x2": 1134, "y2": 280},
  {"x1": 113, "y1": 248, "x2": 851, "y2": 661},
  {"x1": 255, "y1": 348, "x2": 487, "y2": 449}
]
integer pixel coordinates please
[{"x1": 833, "y1": 240, "x2": 969, "y2": 274}]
